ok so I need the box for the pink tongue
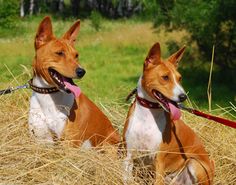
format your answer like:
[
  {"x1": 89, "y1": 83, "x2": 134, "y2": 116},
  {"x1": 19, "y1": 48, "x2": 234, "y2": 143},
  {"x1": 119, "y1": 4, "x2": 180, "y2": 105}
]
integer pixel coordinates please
[
  {"x1": 168, "y1": 103, "x2": 181, "y2": 120},
  {"x1": 64, "y1": 82, "x2": 81, "y2": 98}
]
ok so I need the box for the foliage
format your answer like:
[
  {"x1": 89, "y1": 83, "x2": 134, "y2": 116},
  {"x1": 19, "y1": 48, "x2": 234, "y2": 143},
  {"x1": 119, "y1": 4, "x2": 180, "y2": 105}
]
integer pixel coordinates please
[
  {"x1": 138, "y1": 0, "x2": 158, "y2": 20},
  {"x1": 0, "y1": 0, "x2": 19, "y2": 29},
  {"x1": 90, "y1": 10, "x2": 102, "y2": 31},
  {"x1": 18, "y1": 0, "x2": 144, "y2": 18},
  {"x1": 153, "y1": 0, "x2": 236, "y2": 70},
  {"x1": 1, "y1": 0, "x2": 235, "y2": 70}
]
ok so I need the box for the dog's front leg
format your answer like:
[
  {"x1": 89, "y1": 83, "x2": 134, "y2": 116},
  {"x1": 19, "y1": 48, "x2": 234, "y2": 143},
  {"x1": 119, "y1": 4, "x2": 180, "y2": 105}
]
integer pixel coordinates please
[
  {"x1": 123, "y1": 151, "x2": 134, "y2": 184},
  {"x1": 29, "y1": 110, "x2": 54, "y2": 144},
  {"x1": 154, "y1": 158, "x2": 165, "y2": 185}
]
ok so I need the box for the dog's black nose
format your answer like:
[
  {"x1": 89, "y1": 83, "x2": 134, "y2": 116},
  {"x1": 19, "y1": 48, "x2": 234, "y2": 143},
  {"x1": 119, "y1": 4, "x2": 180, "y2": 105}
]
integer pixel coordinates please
[
  {"x1": 179, "y1": 93, "x2": 187, "y2": 102},
  {"x1": 75, "y1": 68, "x2": 86, "y2": 78}
]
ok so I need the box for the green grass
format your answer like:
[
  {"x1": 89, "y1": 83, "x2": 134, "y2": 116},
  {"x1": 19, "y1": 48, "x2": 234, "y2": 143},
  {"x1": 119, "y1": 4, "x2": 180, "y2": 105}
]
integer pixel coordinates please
[{"x1": 0, "y1": 16, "x2": 235, "y2": 114}]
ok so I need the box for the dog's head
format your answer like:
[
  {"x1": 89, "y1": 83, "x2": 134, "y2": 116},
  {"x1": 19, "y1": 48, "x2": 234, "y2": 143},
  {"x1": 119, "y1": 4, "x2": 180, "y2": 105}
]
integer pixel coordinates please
[
  {"x1": 33, "y1": 16, "x2": 85, "y2": 96},
  {"x1": 142, "y1": 42, "x2": 187, "y2": 113}
]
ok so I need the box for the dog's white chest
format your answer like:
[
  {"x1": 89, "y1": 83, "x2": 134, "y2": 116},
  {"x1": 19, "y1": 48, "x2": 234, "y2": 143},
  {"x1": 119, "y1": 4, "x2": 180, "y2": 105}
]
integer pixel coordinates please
[
  {"x1": 28, "y1": 77, "x2": 74, "y2": 143},
  {"x1": 125, "y1": 102, "x2": 167, "y2": 153}
]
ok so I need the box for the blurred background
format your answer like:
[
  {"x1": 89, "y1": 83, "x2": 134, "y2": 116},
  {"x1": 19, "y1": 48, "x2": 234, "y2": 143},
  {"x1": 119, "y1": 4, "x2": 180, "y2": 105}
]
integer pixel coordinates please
[{"x1": 0, "y1": 0, "x2": 235, "y2": 112}]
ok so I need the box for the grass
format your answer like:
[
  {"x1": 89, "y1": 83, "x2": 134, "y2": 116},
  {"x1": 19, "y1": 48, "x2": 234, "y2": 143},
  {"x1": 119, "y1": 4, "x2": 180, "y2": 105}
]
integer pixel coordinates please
[
  {"x1": 0, "y1": 17, "x2": 235, "y2": 109},
  {"x1": 0, "y1": 16, "x2": 235, "y2": 184}
]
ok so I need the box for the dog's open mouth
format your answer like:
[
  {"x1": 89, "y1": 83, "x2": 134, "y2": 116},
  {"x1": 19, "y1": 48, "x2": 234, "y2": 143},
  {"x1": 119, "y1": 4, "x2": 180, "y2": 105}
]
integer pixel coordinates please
[
  {"x1": 49, "y1": 68, "x2": 81, "y2": 97},
  {"x1": 152, "y1": 90, "x2": 181, "y2": 120}
]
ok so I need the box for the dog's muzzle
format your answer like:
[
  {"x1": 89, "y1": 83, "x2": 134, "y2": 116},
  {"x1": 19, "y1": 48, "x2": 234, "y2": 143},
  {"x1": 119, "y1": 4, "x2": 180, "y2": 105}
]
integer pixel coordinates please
[
  {"x1": 178, "y1": 93, "x2": 187, "y2": 102},
  {"x1": 75, "y1": 67, "x2": 86, "y2": 78}
]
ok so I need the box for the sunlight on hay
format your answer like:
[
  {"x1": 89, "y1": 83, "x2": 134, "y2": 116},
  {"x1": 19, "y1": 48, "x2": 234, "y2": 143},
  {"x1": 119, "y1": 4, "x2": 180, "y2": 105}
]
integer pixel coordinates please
[{"x1": 0, "y1": 77, "x2": 236, "y2": 184}]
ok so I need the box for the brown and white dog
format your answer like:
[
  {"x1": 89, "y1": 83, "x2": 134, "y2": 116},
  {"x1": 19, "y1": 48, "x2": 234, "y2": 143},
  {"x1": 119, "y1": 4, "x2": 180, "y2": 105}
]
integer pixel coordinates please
[
  {"x1": 123, "y1": 42, "x2": 214, "y2": 184},
  {"x1": 28, "y1": 17, "x2": 120, "y2": 147}
]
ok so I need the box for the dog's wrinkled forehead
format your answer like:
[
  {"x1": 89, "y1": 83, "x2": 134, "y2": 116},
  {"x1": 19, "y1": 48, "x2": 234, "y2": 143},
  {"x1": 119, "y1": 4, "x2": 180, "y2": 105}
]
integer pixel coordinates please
[
  {"x1": 162, "y1": 60, "x2": 181, "y2": 76},
  {"x1": 36, "y1": 38, "x2": 77, "y2": 57},
  {"x1": 51, "y1": 39, "x2": 75, "y2": 52}
]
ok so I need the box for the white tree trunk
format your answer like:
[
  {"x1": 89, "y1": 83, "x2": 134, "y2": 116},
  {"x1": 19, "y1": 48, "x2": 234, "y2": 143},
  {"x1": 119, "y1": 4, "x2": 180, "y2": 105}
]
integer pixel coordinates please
[
  {"x1": 20, "y1": 0, "x2": 24, "y2": 17},
  {"x1": 29, "y1": 0, "x2": 34, "y2": 16},
  {"x1": 127, "y1": 0, "x2": 132, "y2": 11},
  {"x1": 59, "y1": 0, "x2": 64, "y2": 12}
]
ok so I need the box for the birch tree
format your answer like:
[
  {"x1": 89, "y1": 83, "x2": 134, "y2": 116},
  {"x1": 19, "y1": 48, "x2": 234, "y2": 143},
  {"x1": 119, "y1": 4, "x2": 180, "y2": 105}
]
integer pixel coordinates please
[
  {"x1": 20, "y1": 0, "x2": 24, "y2": 17},
  {"x1": 29, "y1": 0, "x2": 34, "y2": 16}
]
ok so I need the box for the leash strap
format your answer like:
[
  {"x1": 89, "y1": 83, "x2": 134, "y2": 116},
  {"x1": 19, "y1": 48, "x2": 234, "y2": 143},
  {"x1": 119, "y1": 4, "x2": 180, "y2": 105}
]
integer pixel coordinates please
[
  {"x1": 0, "y1": 87, "x2": 14, "y2": 95},
  {"x1": 179, "y1": 104, "x2": 236, "y2": 129},
  {"x1": 0, "y1": 83, "x2": 29, "y2": 95},
  {"x1": 0, "y1": 79, "x2": 59, "y2": 95},
  {"x1": 191, "y1": 109, "x2": 236, "y2": 129},
  {"x1": 126, "y1": 88, "x2": 137, "y2": 101}
]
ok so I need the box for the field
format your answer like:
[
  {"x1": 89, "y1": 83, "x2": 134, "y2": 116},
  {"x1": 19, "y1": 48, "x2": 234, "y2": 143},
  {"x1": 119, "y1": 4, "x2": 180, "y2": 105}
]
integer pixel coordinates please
[{"x1": 0, "y1": 17, "x2": 235, "y2": 184}]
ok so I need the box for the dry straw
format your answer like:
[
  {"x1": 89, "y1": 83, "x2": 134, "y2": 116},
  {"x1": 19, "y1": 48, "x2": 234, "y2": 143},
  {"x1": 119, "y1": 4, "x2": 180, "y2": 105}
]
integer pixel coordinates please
[
  {"x1": 207, "y1": 45, "x2": 215, "y2": 112},
  {"x1": 0, "y1": 78, "x2": 236, "y2": 185}
]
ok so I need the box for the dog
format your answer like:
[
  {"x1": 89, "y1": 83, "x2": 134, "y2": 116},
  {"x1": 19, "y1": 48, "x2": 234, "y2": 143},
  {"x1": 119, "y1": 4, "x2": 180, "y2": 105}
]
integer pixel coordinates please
[
  {"x1": 123, "y1": 42, "x2": 214, "y2": 184},
  {"x1": 28, "y1": 16, "x2": 120, "y2": 147}
]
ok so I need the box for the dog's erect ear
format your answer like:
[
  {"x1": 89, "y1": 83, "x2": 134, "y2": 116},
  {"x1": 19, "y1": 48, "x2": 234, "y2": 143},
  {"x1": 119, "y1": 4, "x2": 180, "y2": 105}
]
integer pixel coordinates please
[
  {"x1": 168, "y1": 46, "x2": 186, "y2": 67},
  {"x1": 35, "y1": 16, "x2": 54, "y2": 50},
  {"x1": 62, "y1": 20, "x2": 80, "y2": 46},
  {"x1": 144, "y1": 42, "x2": 161, "y2": 67}
]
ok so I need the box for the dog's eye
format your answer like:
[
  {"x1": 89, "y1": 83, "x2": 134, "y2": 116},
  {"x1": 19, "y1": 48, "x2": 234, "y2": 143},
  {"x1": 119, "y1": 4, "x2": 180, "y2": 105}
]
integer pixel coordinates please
[
  {"x1": 55, "y1": 51, "x2": 64, "y2": 56},
  {"x1": 162, "y1": 75, "x2": 169, "y2": 81},
  {"x1": 75, "y1": 53, "x2": 79, "y2": 59}
]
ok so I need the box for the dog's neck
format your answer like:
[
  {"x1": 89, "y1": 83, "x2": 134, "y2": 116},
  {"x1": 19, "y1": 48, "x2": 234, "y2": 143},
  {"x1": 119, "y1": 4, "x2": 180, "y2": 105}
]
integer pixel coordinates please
[
  {"x1": 125, "y1": 77, "x2": 167, "y2": 154},
  {"x1": 32, "y1": 75, "x2": 55, "y2": 88},
  {"x1": 29, "y1": 76, "x2": 74, "y2": 142},
  {"x1": 29, "y1": 75, "x2": 75, "y2": 139},
  {"x1": 136, "y1": 76, "x2": 168, "y2": 122},
  {"x1": 32, "y1": 75, "x2": 75, "y2": 117},
  {"x1": 137, "y1": 76, "x2": 158, "y2": 103}
]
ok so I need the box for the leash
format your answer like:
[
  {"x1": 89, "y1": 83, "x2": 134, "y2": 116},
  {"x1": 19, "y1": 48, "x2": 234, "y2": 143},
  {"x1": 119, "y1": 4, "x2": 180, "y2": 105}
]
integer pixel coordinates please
[
  {"x1": 0, "y1": 79, "x2": 59, "y2": 95},
  {"x1": 126, "y1": 88, "x2": 137, "y2": 101},
  {"x1": 178, "y1": 104, "x2": 236, "y2": 129},
  {"x1": 126, "y1": 88, "x2": 236, "y2": 129},
  {"x1": 0, "y1": 83, "x2": 29, "y2": 95}
]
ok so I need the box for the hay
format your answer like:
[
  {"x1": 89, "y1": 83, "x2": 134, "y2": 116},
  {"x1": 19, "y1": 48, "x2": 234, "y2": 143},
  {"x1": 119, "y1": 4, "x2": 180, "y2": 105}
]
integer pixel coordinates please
[{"x1": 0, "y1": 90, "x2": 236, "y2": 185}]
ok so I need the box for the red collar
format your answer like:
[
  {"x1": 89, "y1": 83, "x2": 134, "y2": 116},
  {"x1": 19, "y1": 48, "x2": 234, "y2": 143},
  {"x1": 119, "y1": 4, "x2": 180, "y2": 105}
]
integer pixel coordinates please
[{"x1": 136, "y1": 95, "x2": 162, "y2": 109}]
